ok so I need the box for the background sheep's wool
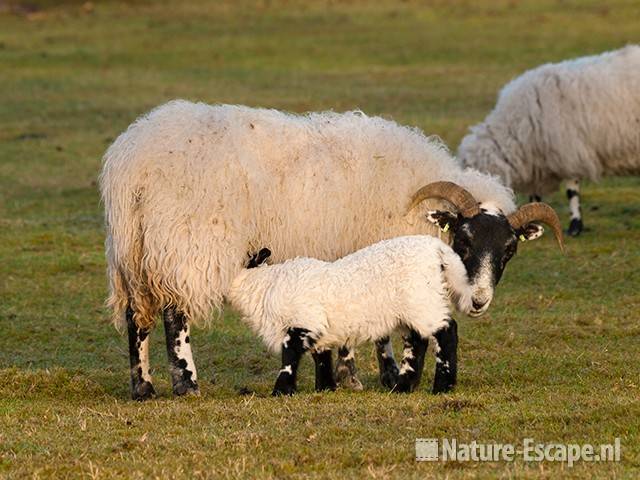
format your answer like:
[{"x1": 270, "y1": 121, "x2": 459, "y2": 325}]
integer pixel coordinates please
[
  {"x1": 458, "y1": 45, "x2": 640, "y2": 194},
  {"x1": 0, "y1": 1, "x2": 639, "y2": 478}
]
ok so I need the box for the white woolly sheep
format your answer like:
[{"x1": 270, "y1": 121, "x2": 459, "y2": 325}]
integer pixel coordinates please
[
  {"x1": 458, "y1": 45, "x2": 640, "y2": 236},
  {"x1": 100, "y1": 102, "x2": 563, "y2": 400},
  {"x1": 229, "y1": 235, "x2": 475, "y2": 395}
]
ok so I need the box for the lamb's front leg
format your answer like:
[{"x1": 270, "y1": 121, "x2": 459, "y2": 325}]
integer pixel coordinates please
[
  {"x1": 163, "y1": 307, "x2": 199, "y2": 396},
  {"x1": 272, "y1": 328, "x2": 312, "y2": 396},
  {"x1": 312, "y1": 349, "x2": 337, "y2": 392},
  {"x1": 432, "y1": 318, "x2": 458, "y2": 394},
  {"x1": 334, "y1": 346, "x2": 363, "y2": 391},
  {"x1": 126, "y1": 307, "x2": 156, "y2": 401},
  {"x1": 394, "y1": 329, "x2": 428, "y2": 393},
  {"x1": 375, "y1": 337, "x2": 399, "y2": 389}
]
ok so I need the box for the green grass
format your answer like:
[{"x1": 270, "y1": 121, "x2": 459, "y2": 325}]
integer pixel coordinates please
[{"x1": 1, "y1": 0, "x2": 639, "y2": 477}]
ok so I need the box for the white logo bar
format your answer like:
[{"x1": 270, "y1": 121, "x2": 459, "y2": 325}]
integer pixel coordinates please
[{"x1": 416, "y1": 438, "x2": 621, "y2": 467}]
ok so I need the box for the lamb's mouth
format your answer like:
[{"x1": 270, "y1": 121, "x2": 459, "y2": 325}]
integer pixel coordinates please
[{"x1": 468, "y1": 299, "x2": 491, "y2": 317}]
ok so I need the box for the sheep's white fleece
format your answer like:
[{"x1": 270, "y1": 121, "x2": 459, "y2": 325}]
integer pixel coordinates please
[
  {"x1": 228, "y1": 236, "x2": 472, "y2": 353},
  {"x1": 100, "y1": 102, "x2": 515, "y2": 329},
  {"x1": 458, "y1": 45, "x2": 640, "y2": 194}
]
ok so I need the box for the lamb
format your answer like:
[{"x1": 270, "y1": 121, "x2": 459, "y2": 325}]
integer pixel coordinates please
[
  {"x1": 100, "y1": 101, "x2": 564, "y2": 400},
  {"x1": 458, "y1": 45, "x2": 640, "y2": 236},
  {"x1": 229, "y1": 235, "x2": 476, "y2": 395}
]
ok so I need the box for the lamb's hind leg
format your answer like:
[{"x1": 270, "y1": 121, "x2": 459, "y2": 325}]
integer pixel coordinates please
[
  {"x1": 335, "y1": 346, "x2": 363, "y2": 391},
  {"x1": 312, "y1": 349, "x2": 336, "y2": 392},
  {"x1": 432, "y1": 318, "x2": 458, "y2": 394},
  {"x1": 566, "y1": 179, "x2": 583, "y2": 236},
  {"x1": 126, "y1": 307, "x2": 156, "y2": 401},
  {"x1": 163, "y1": 307, "x2": 199, "y2": 396},
  {"x1": 376, "y1": 337, "x2": 399, "y2": 389},
  {"x1": 273, "y1": 328, "x2": 313, "y2": 396},
  {"x1": 394, "y1": 329, "x2": 428, "y2": 393}
]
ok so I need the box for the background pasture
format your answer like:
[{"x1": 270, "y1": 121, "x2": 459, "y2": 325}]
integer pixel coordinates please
[{"x1": 0, "y1": 0, "x2": 639, "y2": 478}]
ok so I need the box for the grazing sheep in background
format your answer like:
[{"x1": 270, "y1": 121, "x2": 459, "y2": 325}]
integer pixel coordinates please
[
  {"x1": 458, "y1": 45, "x2": 640, "y2": 236},
  {"x1": 229, "y1": 235, "x2": 476, "y2": 396},
  {"x1": 100, "y1": 101, "x2": 563, "y2": 400}
]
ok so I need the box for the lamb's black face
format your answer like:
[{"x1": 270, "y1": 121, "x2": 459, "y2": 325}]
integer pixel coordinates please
[{"x1": 427, "y1": 209, "x2": 543, "y2": 317}]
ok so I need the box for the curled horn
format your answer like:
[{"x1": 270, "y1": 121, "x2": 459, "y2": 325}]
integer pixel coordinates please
[
  {"x1": 406, "y1": 181, "x2": 481, "y2": 217},
  {"x1": 508, "y1": 203, "x2": 565, "y2": 252}
]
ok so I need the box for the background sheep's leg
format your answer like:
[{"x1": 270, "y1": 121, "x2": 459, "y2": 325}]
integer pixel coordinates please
[
  {"x1": 394, "y1": 329, "x2": 428, "y2": 393},
  {"x1": 566, "y1": 179, "x2": 583, "y2": 236},
  {"x1": 375, "y1": 337, "x2": 399, "y2": 389},
  {"x1": 272, "y1": 328, "x2": 312, "y2": 396},
  {"x1": 432, "y1": 318, "x2": 458, "y2": 394},
  {"x1": 163, "y1": 308, "x2": 199, "y2": 396},
  {"x1": 529, "y1": 194, "x2": 542, "y2": 202},
  {"x1": 334, "y1": 346, "x2": 363, "y2": 391},
  {"x1": 126, "y1": 307, "x2": 156, "y2": 401},
  {"x1": 312, "y1": 349, "x2": 336, "y2": 392}
]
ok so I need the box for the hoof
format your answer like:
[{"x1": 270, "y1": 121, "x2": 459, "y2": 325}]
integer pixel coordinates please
[
  {"x1": 315, "y1": 379, "x2": 337, "y2": 392},
  {"x1": 337, "y1": 375, "x2": 363, "y2": 391},
  {"x1": 392, "y1": 375, "x2": 417, "y2": 393},
  {"x1": 335, "y1": 363, "x2": 363, "y2": 391},
  {"x1": 173, "y1": 380, "x2": 200, "y2": 397},
  {"x1": 432, "y1": 382, "x2": 455, "y2": 395},
  {"x1": 380, "y1": 365, "x2": 400, "y2": 390},
  {"x1": 567, "y1": 218, "x2": 583, "y2": 237},
  {"x1": 132, "y1": 381, "x2": 156, "y2": 401},
  {"x1": 272, "y1": 385, "x2": 296, "y2": 396}
]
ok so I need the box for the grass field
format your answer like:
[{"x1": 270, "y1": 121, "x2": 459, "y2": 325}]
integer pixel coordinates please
[{"x1": 1, "y1": 0, "x2": 639, "y2": 478}]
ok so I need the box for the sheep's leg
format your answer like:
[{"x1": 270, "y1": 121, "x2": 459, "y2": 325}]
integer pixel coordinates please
[
  {"x1": 312, "y1": 349, "x2": 337, "y2": 392},
  {"x1": 432, "y1": 318, "x2": 458, "y2": 394},
  {"x1": 566, "y1": 179, "x2": 583, "y2": 236},
  {"x1": 163, "y1": 308, "x2": 199, "y2": 396},
  {"x1": 334, "y1": 346, "x2": 363, "y2": 391},
  {"x1": 394, "y1": 329, "x2": 428, "y2": 393},
  {"x1": 376, "y1": 337, "x2": 399, "y2": 389},
  {"x1": 127, "y1": 307, "x2": 156, "y2": 401},
  {"x1": 272, "y1": 328, "x2": 313, "y2": 396},
  {"x1": 529, "y1": 194, "x2": 542, "y2": 202}
]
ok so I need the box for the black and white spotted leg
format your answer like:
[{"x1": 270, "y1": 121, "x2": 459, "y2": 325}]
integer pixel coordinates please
[
  {"x1": 529, "y1": 194, "x2": 542, "y2": 203},
  {"x1": 312, "y1": 349, "x2": 337, "y2": 392},
  {"x1": 394, "y1": 329, "x2": 428, "y2": 393},
  {"x1": 272, "y1": 328, "x2": 314, "y2": 396},
  {"x1": 432, "y1": 318, "x2": 458, "y2": 394},
  {"x1": 375, "y1": 337, "x2": 399, "y2": 389},
  {"x1": 334, "y1": 346, "x2": 363, "y2": 391},
  {"x1": 566, "y1": 179, "x2": 583, "y2": 236},
  {"x1": 127, "y1": 307, "x2": 156, "y2": 401},
  {"x1": 163, "y1": 307, "x2": 199, "y2": 396}
]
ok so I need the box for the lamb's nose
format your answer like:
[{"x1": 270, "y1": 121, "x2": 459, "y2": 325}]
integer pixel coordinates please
[{"x1": 472, "y1": 300, "x2": 486, "y2": 311}]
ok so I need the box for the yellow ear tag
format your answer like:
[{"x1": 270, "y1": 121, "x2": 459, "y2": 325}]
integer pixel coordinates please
[
  {"x1": 519, "y1": 234, "x2": 526, "y2": 242},
  {"x1": 442, "y1": 223, "x2": 450, "y2": 233}
]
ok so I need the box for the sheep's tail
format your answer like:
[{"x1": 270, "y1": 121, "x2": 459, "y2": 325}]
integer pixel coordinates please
[
  {"x1": 439, "y1": 247, "x2": 473, "y2": 315},
  {"x1": 99, "y1": 133, "x2": 160, "y2": 331}
]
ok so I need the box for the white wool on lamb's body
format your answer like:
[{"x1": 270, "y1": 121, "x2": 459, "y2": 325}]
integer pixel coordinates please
[
  {"x1": 101, "y1": 102, "x2": 514, "y2": 328},
  {"x1": 458, "y1": 45, "x2": 640, "y2": 195},
  {"x1": 228, "y1": 235, "x2": 472, "y2": 353}
]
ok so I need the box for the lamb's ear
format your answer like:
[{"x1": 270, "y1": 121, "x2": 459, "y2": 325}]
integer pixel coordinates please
[
  {"x1": 426, "y1": 210, "x2": 458, "y2": 233},
  {"x1": 247, "y1": 248, "x2": 272, "y2": 268},
  {"x1": 516, "y1": 223, "x2": 544, "y2": 242}
]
